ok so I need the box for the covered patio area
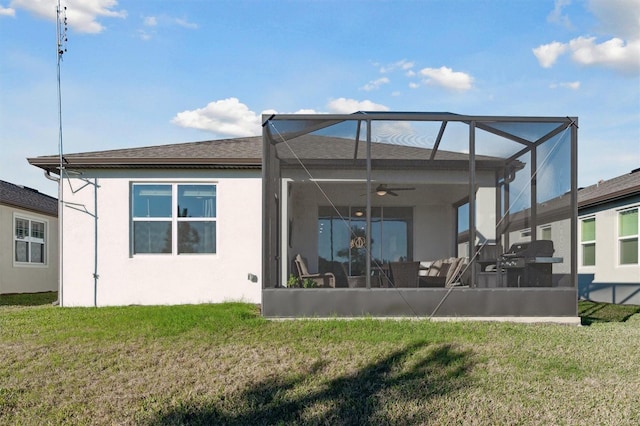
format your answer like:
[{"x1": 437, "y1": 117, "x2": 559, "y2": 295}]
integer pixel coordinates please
[{"x1": 261, "y1": 112, "x2": 578, "y2": 319}]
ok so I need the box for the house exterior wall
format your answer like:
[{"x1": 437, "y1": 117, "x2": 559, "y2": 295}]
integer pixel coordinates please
[
  {"x1": 59, "y1": 169, "x2": 262, "y2": 307},
  {"x1": 578, "y1": 196, "x2": 640, "y2": 305},
  {"x1": 0, "y1": 204, "x2": 58, "y2": 294}
]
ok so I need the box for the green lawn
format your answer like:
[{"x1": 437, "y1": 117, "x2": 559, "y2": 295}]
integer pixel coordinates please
[{"x1": 1, "y1": 296, "x2": 639, "y2": 425}]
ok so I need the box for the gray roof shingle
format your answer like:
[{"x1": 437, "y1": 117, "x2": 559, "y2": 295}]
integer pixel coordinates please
[
  {"x1": 578, "y1": 169, "x2": 640, "y2": 208},
  {"x1": 28, "y1": 135, "x2": 501, "y2": 172},
  {"x1": 27, "y1": 137, "x2": 263, "y2": 172},
  {"x1": 0, "y1": 180, "x2": 58, "y2": 217}
]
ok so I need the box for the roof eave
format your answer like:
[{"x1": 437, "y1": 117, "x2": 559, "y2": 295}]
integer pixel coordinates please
[
  {"x1": 578, "y1": 187, "x2": 640, "y2": 209},
  {"x1": 27, "y1": 156, "x2": 262, "y2": 172}
]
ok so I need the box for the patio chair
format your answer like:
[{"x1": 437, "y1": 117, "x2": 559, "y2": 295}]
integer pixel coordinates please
[
  {"x1": 445, "y1": 257, "x2": 468, "y2": 287},
  {"x1": 389, "y1": 261, "x2": 420, "y2": 288},
  {"x1": 294, "y1": 254, "x2": 336, "y2": 288},
  {"x1": 340, "y1": 263, "x2": 366, "y2": 288},
  {"x1": 418, "y1": 259, "x2": 450, "y2": 287}
]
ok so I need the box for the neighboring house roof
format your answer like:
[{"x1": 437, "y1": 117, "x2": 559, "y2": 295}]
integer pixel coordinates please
[
  {"x1": 0, "y1": 180, "x2": 58, "y2": 217},
  {"x1": 578, "y1": 169, "x2": 640, "y2": 209}
]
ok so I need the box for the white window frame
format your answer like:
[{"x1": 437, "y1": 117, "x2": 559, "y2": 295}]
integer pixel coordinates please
[
  {"x1": 617, "y1": 206, "x2": 639, "y2": 266},
  {"x1": 579, "y1": 215, "x2": 596, "y2": 268},
  {"x1": 539, "y1": 225, "x2": 552, "y2": 241},
  {"x1": 131, "y1": 182, "x2": 217, "y2": 256},
  {"x1": 13, "y1": 213, "x2": 48, "y2": 267}
]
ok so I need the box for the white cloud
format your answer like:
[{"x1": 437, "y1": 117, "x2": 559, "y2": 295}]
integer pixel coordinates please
[
  {"x1": 175, "y1": 17, "x2": 197, "y2": 29},
  {"x1": 10, "y1": 0, "x2": 126, "y2": 33},
  {"x1": 379, "y1": 59, "x2": 414, "y2": 74},
  {"x1": 408, "y1": 82, "x2": 420, "y2": 89},
  {"x1": 143, "y1": 16, "x2": 157, "y2": 26},
  {"x1": 138, "y1": 15, "x2": 198, "y2": 39},
  {"x1": 532, "y1": 41, "x2": 568, "y2": 68},
  {"x1": 550, "y1": 81, "x2": 581, "y2": 89},
  {"x1": 138, "y1": 29, "x2": 153, "y2": 41},
  {"x1": 293, "y1": 108, "x2": 319, "y2": 114},
  {"x1": 0, "y1": 5, "x2": 15, "y2": 16},
  {"x1": 569, "y1": 36, "x2": 640, "y2": 73},
  {"x1": 171, "y1": 98, "x2": 262, "y2": 137},
  {"x1": 327, "y1": 98, "x2": 389, "y2": 113},
  {"x1": 418, "y1": 66, "x2": 474, "y2": 91},
  {"x1": 361, "y1": 77, "x2": 390, "y2": 92},
  {"x1": 535, "y1": 0, "x2": 640, "y2": 74},
  {"x1": 548, "y1": 0, "x2": 573, "y2": 29},
  {"x1": 171, "y1": 98, "x2": 390, "y2": 136}
]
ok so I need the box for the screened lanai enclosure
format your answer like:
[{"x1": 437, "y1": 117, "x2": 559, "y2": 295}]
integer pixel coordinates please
[{"x1": 262, "y1": 112, "x2": 578, "y2": 319}]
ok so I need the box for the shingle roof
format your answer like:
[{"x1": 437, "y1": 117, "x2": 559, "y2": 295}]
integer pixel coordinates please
[
  {"x1": 27, "y1": 137, "x2": 264, "y2": 172},
  {"x1": 28, "y1": 134, "x2": 503, "y2": 172},
  {"x1": 0, "y1": 180, "x2": 58, "y2": 217},
  {"x1": 578, "y1": 169, "x2": 640, "y2": 208}
]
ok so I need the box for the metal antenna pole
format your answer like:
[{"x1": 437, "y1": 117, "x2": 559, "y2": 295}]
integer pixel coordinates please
[{"x1": 56, "y1": 1, "x2": 67, "y2": 306}]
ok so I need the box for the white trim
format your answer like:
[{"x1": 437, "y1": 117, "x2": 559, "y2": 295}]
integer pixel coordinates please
[
  {"x1": 12, "y1": 212, "x2": 49, "y2": 268},
  {"x1": 578, "y1": 215, "x2": 596, "y2": 267},
  {"x1": 539, "y1": 224, "x2": 552, "y2": 240},
  {"x1": 130, "y1": 181, "x2": 218, "y2": 256},
  {"x1": 616, "y1": 206, "x2": 638, "y2": 266}
]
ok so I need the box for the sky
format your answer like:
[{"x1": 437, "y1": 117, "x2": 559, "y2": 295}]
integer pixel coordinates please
[{"x1": 1, "y1": 0, "x2": 638, "y2": 197}]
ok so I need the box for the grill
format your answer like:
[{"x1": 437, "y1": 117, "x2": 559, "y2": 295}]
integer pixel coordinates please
[{"x1": 499, "y1": 240, "x2": 556, "y2": 287}]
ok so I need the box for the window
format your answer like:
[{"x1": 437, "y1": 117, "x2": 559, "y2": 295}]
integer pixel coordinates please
[
  {"x1": 131, "y1": 183, "x2": 216, "y2": 255},
  {"x1": 618, "y1": 208, "x2": 638, "y2": 265},
  {"x1": 580, "y1": 217, "x2": 595, "y2": 267},
  {"x1": 14, "y1": 216, "x2": 46, "y2": 264},
  {"x1": 540, "y1": 225, "x2": 552, "y2": 241}
]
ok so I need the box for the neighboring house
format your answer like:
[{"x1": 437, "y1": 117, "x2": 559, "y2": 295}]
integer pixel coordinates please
[
  {"x1": 0, "y1": 180, "x2": 58, "y2": 294},
  {"x1": 578, "y1": 169, "x2": 640, "y2": 305},
  {"x1": 28, "y1": 112, "x2": 580, "y2": 320}
]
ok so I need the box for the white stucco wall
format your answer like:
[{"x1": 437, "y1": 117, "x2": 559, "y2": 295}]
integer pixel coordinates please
[
  {"x1": 59, "y1": 169, "x2": 262, "y2": 307},
  {"x1": 0, "y1": 204, "x2": 58, "y2": 294}
]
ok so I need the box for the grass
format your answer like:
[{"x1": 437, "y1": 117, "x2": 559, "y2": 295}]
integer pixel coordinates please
[
  {"x1": 0, "y1": 291, "x2": 58, "y2": 306},
  {"x1": 578, "y1": 299, "x2": 640, "y2": 325},
  {"x1": 1, "y1": 295, "x2": 639, "y2": 425}
]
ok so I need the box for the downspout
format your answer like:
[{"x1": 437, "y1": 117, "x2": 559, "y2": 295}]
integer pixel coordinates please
[
  {"x1": 365, "y1": 118, "x2": 372, "y2": 288},
  {"x1": 44, "y1": 170, "x2": 62, "y2": 306},
  {"x1": 93, "y1": 178, "x2": 98, "y2": 307}
]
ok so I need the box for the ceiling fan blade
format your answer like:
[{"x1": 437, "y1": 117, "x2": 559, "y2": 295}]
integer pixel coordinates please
[
  {"x1": 386, "y1": 187, "x2": 415, "y2": 191},
  {"x1": 388, "y1": 191, "x2": 399, "y2": 196}
]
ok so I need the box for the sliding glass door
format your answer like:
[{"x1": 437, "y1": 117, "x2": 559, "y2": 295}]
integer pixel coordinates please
[{"x1": 318, "y1": 206, "x2": 412, "y2": 280}]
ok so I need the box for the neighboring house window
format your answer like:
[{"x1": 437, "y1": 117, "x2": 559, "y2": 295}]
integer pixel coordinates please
[
  {"x1": 131, "y1": 183, "x2": 216, "y2": 255},
  {"x1": 618, "y1": 208, "x2": 638, "y2": 265},
  {"x1": 540, "y1": 225, "x2": 552, "y2": 241},
  {"x1": 580, "y1": 217, "x2": 596, "y2": 267},
  {"x1": 520, "y1": 228, "x2": 531, "y2": 238},
  {"x1": 14, "y1": 216, "x2": 46, "y2": 264}
]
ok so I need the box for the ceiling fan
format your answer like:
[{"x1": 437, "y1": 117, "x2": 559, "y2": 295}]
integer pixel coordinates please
[{"x1": 373, "y1": 184, "x2": 416, "y2": 197}]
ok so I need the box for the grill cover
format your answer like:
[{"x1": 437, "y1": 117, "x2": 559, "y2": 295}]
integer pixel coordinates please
[{"x1": 503, "y1": 240, "x2": 554, "y2": 259}]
